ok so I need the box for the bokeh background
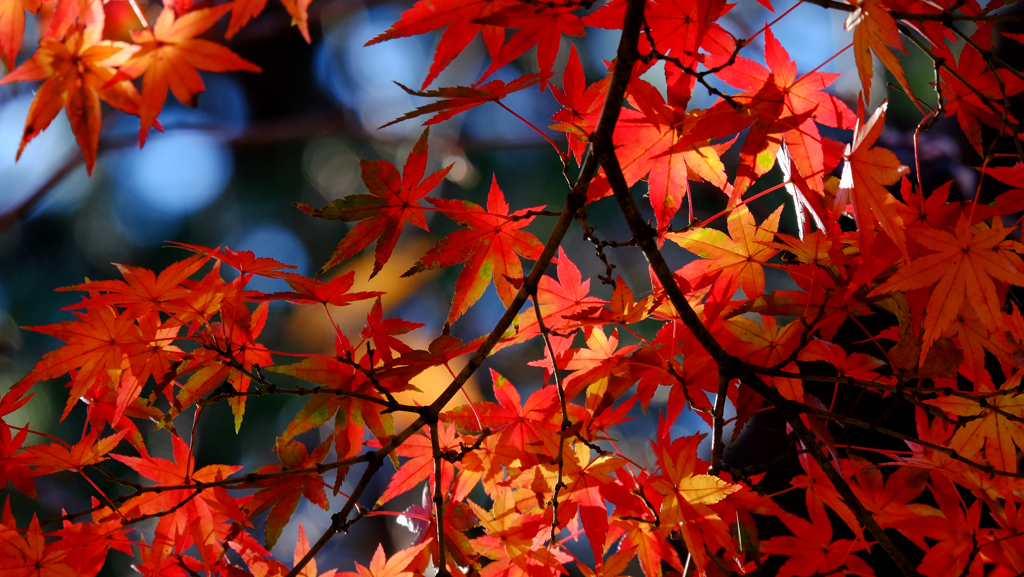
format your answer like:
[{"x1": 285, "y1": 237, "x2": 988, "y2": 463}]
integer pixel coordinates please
[{"x1": 0, "y1": 0, "x2": 1014, "y2": 574}]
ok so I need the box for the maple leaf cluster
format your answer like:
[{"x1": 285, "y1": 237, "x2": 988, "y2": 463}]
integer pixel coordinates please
[{"x1": 4, "y1": 0, "x2": 1024, "y2": 576}]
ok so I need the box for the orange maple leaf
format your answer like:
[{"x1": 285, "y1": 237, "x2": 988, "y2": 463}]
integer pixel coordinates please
[
  {"x1": 651, "y1": 432, "x2": 741, "y2": 577},
  {"x1": 869, "y1": 216, "x2": 1024, "y2": 366},
  {"x1": 172, "y1": 301, "x2": 273, "y2": 431},
  {"x1": 337, "y1": 542, "x2": 427, "y2": 577},
  {"x1": 558, "y1": 327, "x2": 637, "y2": 404},
  {"x1": 0, "y1": 24, "x2": 142, "y2": 174},
  {"x1": 723, "y1": 314, "x2": 805, "y2": 402},
  {"x1": 524, "y1": 442, "x2": 627, "y2": 563},
  {"x1": 59, "y1": 252, "x2": 210, "y2": 317},
  {"x1": 834, "y1": 101, "x2": 910, "y2": 263},
  {"x1": 293, "y1": 523, "x2": 338, "y2": 577},
  {"x1": 468, "y1": 484, "x2": 548, "y2": 569},
  {"x1": 403, "y1": 176, "x2": 544, "y2": 326},
  {"x1": 118, "y1": 4, "x2": 261, "y2": 145},
  {"x1": 668, "y1": 204, "x2": 783, "y2": 319},
  {"x1": 844, "y1": 0, "x2": 913, "y2": 108},
  {"x1": 0, "y1": 0, "x2": 41, "y2": 69},
  {"x1": 925, "y1": 372, "x2": 1024, "y2": 474},
  {"x1": 18, "y1": 306, "x2": 140, "y2": 421},
  {"x1": 112, "y1": 434, "x2": 247, "y2": 572},
  {"x1": 567, "y1": 276, "x2": 657, "y2": 326}
]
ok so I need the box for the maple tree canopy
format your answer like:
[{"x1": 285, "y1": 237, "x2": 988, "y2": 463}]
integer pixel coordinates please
[{"x1": 3, "y1": 0, "x2": 1024, "y2": 576}]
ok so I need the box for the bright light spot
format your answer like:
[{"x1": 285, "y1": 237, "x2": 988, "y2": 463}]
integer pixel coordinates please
[
  {"x1": 114, "y1": 131, "x2": 233, "y2": 216},
  {"x1": 442, "y1": 153, "x2": 480, "y2": 188},
  {"x1": 0, "y1": 95, "x2": 77, "y2": 214},
  {"x1": 315, "y1": 6, "x2": 429, "y2": 137},
  {"x1": 303, "y1": 138, "x2": 360, "y2": 200}
]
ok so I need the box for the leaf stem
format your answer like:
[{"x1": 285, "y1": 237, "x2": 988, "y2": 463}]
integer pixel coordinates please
[{"x1": 496, "y1": 101, "x2": 567, "y2": 162}]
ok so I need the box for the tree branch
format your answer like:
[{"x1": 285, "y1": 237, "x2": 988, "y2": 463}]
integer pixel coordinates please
[
  {"x1": 282, "y1": 0, "x2": 650, "y2": 573},
  {"x1": 591, "y1": 3, "x2": 920, "y2": 567}
]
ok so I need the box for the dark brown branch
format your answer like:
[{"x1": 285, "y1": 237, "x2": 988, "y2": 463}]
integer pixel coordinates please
[
  {"x1": 592, "y1": 4, "x2": 920, "y2": 567},
  {"x1": 709, "y1": 372, "x2": 729, "y2": 474},
  {"x1": 42, "y1": 451, "x2": 376, "y2": 527},
  {"x1": 429, "y1": 419, "x2": 450, "y2": 577}
]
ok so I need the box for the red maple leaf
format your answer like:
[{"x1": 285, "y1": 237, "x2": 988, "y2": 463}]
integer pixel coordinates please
[
  {"x1": 365, "y1": 0, "x2": 515, "y2": 89},
  {"x1": 227, "y1": 0, "x2": 315, "y2": 43},
  {"x1": 709, "y1": 27, "x2": 855, "y2": 199},
  {"x1": 170, "y1": 243, "x2": 297, "y2": 278},
  {"x1": 18, "y1": 429, "x2": 126, "y2": 477},
  {"x1": 443, "y1": 370, "x2": 582, "y2": 467},
  {"x1": 52, "y1": 515, "x2": 134, "y2": 577},
  {"x1": 939, "y1": 24, "x2": 1024, "y2": 156},
  {"x1": 241, "y1": 438, "x2": 332, "y2": 549},
  {"x1": 761, "y1": 507, "x2": 873, "y2": 577},
  {"x1": 375, "y1": 423, "x2": 462, "y2": 507},
  {"x1": 506, "y1": 247, "x2": 606, "y2": 354},
  {"x1": 0, "y1": 513, "x2": 77, "y2": 577},
  {"x1": 361, "y1": 297, "x2": 425, "y2": 364},
  {"x1": 585, "y1": 0, "x2": 731, "y2": 72},
  {"x1": 382, "y1": 74, "x2": 544, "y2": 128},
  {"x1": 258, "y1": 272, "x2": 383, "y2": 307},
  {"x1": 0, "y1": 423, "x2": 35, "y2": 497},
  {"x1": 595, "y1": 77, "x2": 728, "y2": 231},
  {"x1": 297, "y1": 129, "x2": 453, "y2": 277},
  {"x1": 403, "y1": 176, "x2": 544, "y2": 325},
  {"x1": 549, "y1": 46, "x2": 607, "y2": 164},
  {"x1": 475, "y1": 2, "x2": 584, "y2": 91},
  {"x1": 112, "y1": 434, "x2": 247, "y2": 572}
]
